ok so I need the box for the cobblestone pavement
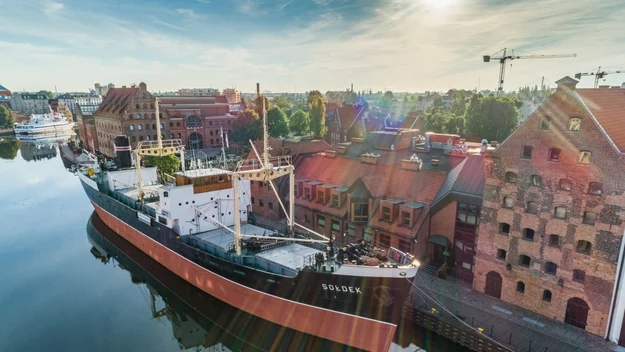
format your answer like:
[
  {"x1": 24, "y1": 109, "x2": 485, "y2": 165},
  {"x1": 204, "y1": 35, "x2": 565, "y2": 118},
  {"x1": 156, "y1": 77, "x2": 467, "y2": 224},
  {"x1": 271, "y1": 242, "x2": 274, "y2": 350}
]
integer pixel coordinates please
[{"x1": 408, "y1": 273, "x2": 622, "y2": 352}]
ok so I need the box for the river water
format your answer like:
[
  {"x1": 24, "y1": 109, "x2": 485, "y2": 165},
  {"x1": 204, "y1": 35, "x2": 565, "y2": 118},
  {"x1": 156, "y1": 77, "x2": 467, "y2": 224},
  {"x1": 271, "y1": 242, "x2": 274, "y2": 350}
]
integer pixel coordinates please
[{"x1": 0, "y1": 139, "x2": 466, "y2": 352}]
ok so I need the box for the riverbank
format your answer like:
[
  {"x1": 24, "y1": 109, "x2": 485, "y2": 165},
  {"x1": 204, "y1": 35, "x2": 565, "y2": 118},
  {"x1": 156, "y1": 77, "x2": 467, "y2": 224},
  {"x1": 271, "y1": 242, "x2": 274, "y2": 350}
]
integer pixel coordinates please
[{"x1": 0, "y1": 128, "x2": 13, "y2": 136}]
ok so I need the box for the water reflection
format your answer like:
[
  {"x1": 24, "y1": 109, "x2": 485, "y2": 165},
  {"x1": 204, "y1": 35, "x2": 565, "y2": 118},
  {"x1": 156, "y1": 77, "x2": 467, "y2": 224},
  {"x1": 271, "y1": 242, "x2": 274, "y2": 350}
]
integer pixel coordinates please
[{"x1": 0, "y1": 138, "x2": 18, "y2": 160}]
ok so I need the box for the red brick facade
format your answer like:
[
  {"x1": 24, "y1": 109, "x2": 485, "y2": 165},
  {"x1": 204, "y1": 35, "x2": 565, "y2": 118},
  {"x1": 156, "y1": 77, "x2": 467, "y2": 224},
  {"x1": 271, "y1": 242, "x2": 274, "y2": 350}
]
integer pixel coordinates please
[{"x1": 473, "y1": 78, "x2": 625, "y2": 336}]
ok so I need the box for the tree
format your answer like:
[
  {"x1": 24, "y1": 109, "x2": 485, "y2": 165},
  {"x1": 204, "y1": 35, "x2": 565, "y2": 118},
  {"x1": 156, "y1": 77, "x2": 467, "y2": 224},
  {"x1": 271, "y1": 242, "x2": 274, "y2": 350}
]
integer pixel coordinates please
[
  {"x1": 0, "y1": 139, "x2": 18, "y2": 160},
  {"x1": 307, "y1": 90, "x2": 324, "y2": 105},
  {"x1": 450, "y1": 91, "x2": 467, "y2": 117},
  {"x1": 424, "y1": 106, "x2": 448, "y2": 133},
  {"x1": 231, "y1": 108, "x2": 261, "y2": 143},
  {"x1": 252, "y1": 95, "x2": 271, "y2": 116},
  {"x1": 379, "y1": 90, "x2": 394, "y2": 111},
  {"x1": 444, "y1": 115, "x2": 465, "y2": 136},
  {"x1": 464, "y1": 94, "x2": 521, "y2": 142},
  {"x1": 273, "y1": 96, "x2": 292, "y2": 113},
  {"x1": 143, "y1": 154, "x2": 180, "y2": 183},
  {"x1": 38, "y1": 90, "x2": 54, "y2": 99},
  {"x1": 266, "y1": 106, "x2": 289, "y2": 137},
  {"x1": 0, "y1": 105, "x2": 14, "y2": 128},
  {"x1": 289, "y1": 109, "x2": 310, "y2": 136},
  {"x1": 431, "y1": 95, "x2": 444, "y2": 109},
  {"x1": 309, "y1": 96, "x2": 327, "y2": 139}
]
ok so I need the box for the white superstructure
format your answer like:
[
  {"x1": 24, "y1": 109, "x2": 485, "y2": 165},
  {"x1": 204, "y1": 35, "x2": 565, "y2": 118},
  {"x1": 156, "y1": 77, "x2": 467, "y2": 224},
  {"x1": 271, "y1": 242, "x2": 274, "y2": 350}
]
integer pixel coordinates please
[{"x1": 14, "y1": 113, "x2": 75, "y2": 135}]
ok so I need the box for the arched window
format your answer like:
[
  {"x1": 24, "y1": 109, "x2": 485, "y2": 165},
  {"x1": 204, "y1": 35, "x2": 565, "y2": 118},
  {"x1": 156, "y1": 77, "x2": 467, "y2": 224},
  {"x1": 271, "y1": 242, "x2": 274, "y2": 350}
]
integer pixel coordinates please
[
  {"x1": 143, "y1": 103, "x2": 147, "y2": 108},
  {"x1": 176, "y1": 122, "x2": 181, "y2": 127},
  {"x1": 177, "y1": 133, "x2": 181, "y2": 138},
  {"x1": 516, "y1": 281, "x2": 525, "y2": 293},
  {"x1": 160, "y1": 123, "x2": 164, "y2": 129},
  {"x1": 521, "y1": 146, "x2": 533, "y2": 159},
  {"x1": 548, "y1": 148, "x2": 561, "y2": 162},
  {"x1": 139, "y1": 136, "x2": 144, "y2": 141},
  {"x1": 589, "y1": 182, "x2": 603, "y2": 195},
  {"x1": 577, "y1": 240, "x2": 592, "y2": 254},
  {"x1": 548, "y1": 234, "x2": 562, "y2": 248},
  {"x1": 543, "y1": 290, "x2": 552, "y2": 302},
  {"x1": 151, "y1": 113, "x2": 155, "y2": 119},
  {"x1": 129, "y1": 124, "x2": 134, "y2": 131},
  {"x1": 145, "y1": 124, "x2": 150, "y2": 130},
  {"x1": 137, "y1": 124, "x2": 142, "y2": 130},
  {"x1": 518, "y1": 255, "x2": 530, "y2": 267},
  {"x1": 186, "y1": 114, "x2": 202, "y2": 128},
  {"x1": 522, "y1": 228, "x2": 535, "y2": 241},
  {"x1": 170, "y1": 133, "x2": 174, "y2": 139},
  {"x1": 530, "y1": 175, "x2": 542, "y2": 187},
  {"x1": 128, "y1": 114, "x2": 133, "y2": 119},
  {"x1": 152, "y1": 124, "x2": 156, "y2": 129},
  {"x1": 573, "y1": 270, "x2": 585, "y2": 283},
  {"x1": 559, "y1": 179, "x2": 572, "y2": 191},
  {"x1": 545, "y1": 262, "x2": 557, "y2": 275},
  {"x1": 505, "y1": 172, "x2": 517, "y2": 183},
  {"x1": 169, "y1": 122, "x2": 173, "y2": 127},
  {"x1": 146, "y1": 135, "x2": 150, "y2": 140},
  {"x1": 130, "y1": 136, "x2": 136, "y2": 143},
  {"x1": 539, "y1": 116, "x2": 551, "y2": 130},
  {"x1": 150, "y1": 103, "x2": 154, "y2": 109},
  {"x1": 136, "y1": 104, "x2": 140, "y2": 109},
  {"x1": 569, "y1": 117, "x2": 581, "y2": 131},
  {"x1": 153, "y1": 135, "x2": 158, "y2": 140},
  {"x1": 144, "y1": 114, "x2": 148, "y2": 119}
]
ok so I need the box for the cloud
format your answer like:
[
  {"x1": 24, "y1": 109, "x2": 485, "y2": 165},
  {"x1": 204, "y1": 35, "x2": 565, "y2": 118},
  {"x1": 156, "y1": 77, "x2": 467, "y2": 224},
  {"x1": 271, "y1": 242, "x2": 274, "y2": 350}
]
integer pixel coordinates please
[
  {"x1": 313, "y1": 0, "x2": 332, "y2": 5},
  {"x1": 196, "y1": 0, "x2": 211, "y2": 3},
  {"x1": 42, "y1": 0, "x2": 63, "y2": 17},
  {"x1": 233, "y1": 0, "x2": 265, "y2": 16},
  {"x1": 278, "y1": 0, "x2": 292, "y2": 11},
  {"x1": 151, "y1": 17, "x2": 186, "y2": 31},
  {"x1": 175, "y1": 8, "x2": 196, "y2": 17}
]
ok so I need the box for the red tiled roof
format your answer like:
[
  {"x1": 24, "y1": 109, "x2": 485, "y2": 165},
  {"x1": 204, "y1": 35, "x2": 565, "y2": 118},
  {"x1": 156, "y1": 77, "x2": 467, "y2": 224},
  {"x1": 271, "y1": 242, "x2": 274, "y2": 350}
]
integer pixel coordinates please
[
  {"x1": 577, "y1": 88, "x2": 625, "y2": 153},
  {"x1": 94, "y1": 87, "x2": 139, "y2": 119},
  {"x1": 336, "y1": 104, "x2": 364, "y2": 129},
  {"x1": 361, "y1": 175, "x2": 388, "y2": 197},
  {"x1": 215, "y1": 95, "x2": 228, "y2": 104}
]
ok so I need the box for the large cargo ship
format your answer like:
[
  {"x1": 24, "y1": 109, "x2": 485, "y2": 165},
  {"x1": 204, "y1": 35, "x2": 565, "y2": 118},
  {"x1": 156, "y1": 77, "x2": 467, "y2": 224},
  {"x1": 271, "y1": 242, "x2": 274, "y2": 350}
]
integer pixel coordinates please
[{"x1": 76, "y1": 97, "x2": 418, "y2": 351}]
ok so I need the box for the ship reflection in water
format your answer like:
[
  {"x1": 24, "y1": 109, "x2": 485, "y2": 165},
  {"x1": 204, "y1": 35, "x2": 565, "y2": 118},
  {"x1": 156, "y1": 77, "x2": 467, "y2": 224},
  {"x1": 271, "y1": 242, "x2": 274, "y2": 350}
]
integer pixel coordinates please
[{"x1": 86, "y1": 212, "x2": 453, "y2": 352}]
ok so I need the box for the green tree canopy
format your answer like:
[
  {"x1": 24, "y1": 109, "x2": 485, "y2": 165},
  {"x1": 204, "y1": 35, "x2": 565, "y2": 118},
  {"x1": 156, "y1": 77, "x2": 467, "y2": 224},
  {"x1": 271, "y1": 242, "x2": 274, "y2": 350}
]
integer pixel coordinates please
[
  {"x1": 307, "y1": 90, "x2": 324, "y2": 105},
  {"x1": 424, "y1": 106, "x2": 448, "y2": 133},
  {"x1": 266, "y1": 106, "x2": 289, "y2": 138},
  {"x1": 38, "y1": 90, "x2": 54, "y2": 99},
  {"x1": 231, "y1": 108, "x2": 262, "y2": 143},
  {"x1": 273, "y1": 96, "x2": 292, "y2": 112},
  {"x1": 289, "y1": 109, "x2": 310, "y2": 136},
  {"x1": 0, "y1": 106, "x2": 14, "y2": 128},
  {"x1": 450, "y1": 91, "x2": 467, "y2": 117},
  {"x1": 252, "y1": 95, "x2": 271, "y2": 116},
  {"x1": 464, "y1": 94, "x2": 521, "y2": 142},
  {"x1": 431, "y1": 95, "x2": 444, "y2": 109},
  {"x1": 143, "y1": 154, "x2": 180, "y2": 183},
  {"x1": 308, "y1": 97, "x2": 327, "y2": 139},
  {"x1": 0, "y1": 139, "x2": 18, "y2": 160},
  {"x1": 444, "y1": 115, "x2": 465, "y2": 136}
]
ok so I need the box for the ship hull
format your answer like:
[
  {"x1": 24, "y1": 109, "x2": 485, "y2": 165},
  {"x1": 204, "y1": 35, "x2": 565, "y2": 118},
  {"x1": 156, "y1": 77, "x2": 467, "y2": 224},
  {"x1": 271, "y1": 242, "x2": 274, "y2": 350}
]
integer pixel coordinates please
[{"x1": 80, "y1": 177, "x2": 411, "y2": 351}]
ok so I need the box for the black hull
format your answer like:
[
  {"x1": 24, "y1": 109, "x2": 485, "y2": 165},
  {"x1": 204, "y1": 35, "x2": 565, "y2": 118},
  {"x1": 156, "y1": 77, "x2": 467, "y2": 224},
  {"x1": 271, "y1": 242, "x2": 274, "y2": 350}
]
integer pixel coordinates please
[{"x1": 80, "y1": 179, "x2": 411, "y2": 324}]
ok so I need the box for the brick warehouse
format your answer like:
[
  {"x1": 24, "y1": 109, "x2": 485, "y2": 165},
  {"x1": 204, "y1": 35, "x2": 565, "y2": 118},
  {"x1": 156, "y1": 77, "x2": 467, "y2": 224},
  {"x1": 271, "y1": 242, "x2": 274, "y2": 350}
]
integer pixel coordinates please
[{"x1": 473, "y1": 76, "x2": 625, "y2": 341}]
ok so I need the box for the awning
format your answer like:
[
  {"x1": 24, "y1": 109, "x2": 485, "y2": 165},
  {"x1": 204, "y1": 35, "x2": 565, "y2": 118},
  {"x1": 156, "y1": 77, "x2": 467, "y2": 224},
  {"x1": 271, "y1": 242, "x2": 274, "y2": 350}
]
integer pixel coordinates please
[{"x1": 428, "y1": 235, "x2": 451, "y2": 247}]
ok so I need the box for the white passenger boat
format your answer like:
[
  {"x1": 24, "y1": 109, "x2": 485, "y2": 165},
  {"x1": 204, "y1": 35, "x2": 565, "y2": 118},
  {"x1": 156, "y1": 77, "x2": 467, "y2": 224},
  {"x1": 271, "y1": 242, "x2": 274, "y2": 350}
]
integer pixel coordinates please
[{"x1": 14, "y1": 113, "x2": 74, "y2": 135}]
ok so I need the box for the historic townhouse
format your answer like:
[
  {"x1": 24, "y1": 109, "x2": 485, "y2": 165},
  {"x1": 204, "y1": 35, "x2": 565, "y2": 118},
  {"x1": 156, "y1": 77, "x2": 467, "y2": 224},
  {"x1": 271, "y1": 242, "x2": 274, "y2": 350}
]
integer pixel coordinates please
[{"x1": 474, "y1": 77, "x2": 625, "y2": 339}]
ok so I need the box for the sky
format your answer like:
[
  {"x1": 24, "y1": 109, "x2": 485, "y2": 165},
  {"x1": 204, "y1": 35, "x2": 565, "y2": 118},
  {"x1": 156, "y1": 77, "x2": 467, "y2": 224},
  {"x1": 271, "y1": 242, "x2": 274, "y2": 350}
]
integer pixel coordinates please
[{"x1": 1, "y1": 0, "x2": 624, "y2": 94}]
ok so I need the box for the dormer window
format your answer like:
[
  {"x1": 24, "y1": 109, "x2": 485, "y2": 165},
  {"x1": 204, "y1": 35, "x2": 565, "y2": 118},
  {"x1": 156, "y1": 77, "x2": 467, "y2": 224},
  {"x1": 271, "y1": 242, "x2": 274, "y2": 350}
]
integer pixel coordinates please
[
  {"x1": 539, "y1": 116, "x2": 551, "y2": 130},
  {"x1": 401, "y1": 211, "x2": 411, "y2": 226},
  {"x1": 569, "y1": 117, "x2": 581, "y2": 131},
  {"x1": 548, "y1": 148, "x2": 561, "y2": 162},
  {"x1": 304, "y1": 187, "x2": 311, "y2": 200},
  {"x1": 331, "y1": 194, "x2": 339, "y2": 207},
  {"x1": 521, "y1": 146, "x2": 533, "y2": 159},
  {"x1": 579, "y1": 151, "x2": 592, "y2": 164},
  {"x1": 589, "y1": 182, "x2": 603, "y2": 195},
  {"x1": 317, "y1": 190, "x2": 325, "y2": 204},
  {"x1": 382, "y1": 206, "x2": 391, "y2": 221}
]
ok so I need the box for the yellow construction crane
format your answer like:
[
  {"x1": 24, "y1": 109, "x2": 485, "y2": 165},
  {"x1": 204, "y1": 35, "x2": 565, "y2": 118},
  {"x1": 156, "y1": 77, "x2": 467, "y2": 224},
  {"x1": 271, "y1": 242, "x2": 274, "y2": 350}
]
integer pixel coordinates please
[
  {"x1": 575, "y1": 67, "x2": 625, "y2": 88},
  {"x1": 483, "y1": 48, "x2": 577, "y2": 91}
]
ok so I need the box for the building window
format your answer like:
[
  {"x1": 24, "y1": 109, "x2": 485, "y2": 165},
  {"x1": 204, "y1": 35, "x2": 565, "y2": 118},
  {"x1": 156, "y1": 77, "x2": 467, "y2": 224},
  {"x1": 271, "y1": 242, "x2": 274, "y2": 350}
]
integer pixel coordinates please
[
  {"x1": 577, "y1": 240, "x2": 592, "y2": 254},
  {"x1": 582, "y1": 211, "x2": 597, "y2": 225},
  {"x1": 543, "y1": 290, "x2": 552, "y2": 302},
  {"x1": 503, "y1": 197, "x2": 513, "y2": 209},
  {"x1": 521, "y1": 146, "x2": 533, "y2": 159},
  {"x1": 176, "y1": 122, "x2": 181, "y2": 127},
  {"x1": 136, "y1": 114, "x2": 141, "y2": 119},
  {"x1": 505, "y1": 172, "x2": 517, "y2": 183},
  {"x1": 251, "y1": 197, "x2": 254, "y2": 204},
  {"x1": 382, "y1": 206, "x2": 391, "y2": 221},
  {"x1": 331, "y1": 219, "x2": 340, "y2": 231},
  {"x1": 152, "y1": 113, "x2": 155, "y2": 119},
  {"x1": 559, "y1": 179, "x2": 572, "y2": 191},
  {"x1": 305, "y1": 214, "x2": 310, "y2": 223},
  {"x1": 136, "y1": 104, "x2": 140, "y2": 109},
  {"x1": 522, "y1": 228, "x2": 535, "y2": 241},
  {"x1": 317, "y1": 190, "x2": 325, "y2": 204},
  {"x1": 170, "y1": 133, "x2": 174, "y2": 139},
  {"x1": 589, "y1": 182, "x2": 603, "y2": 195},
  {"x1": 145, "y1": 135, "x2": 150, "y2": 140},
  {"x1": 169, "y1": 122, "x2": 173, "y2": 127},
  {"x1": 579, "y1": 151, "x2": 592, "y2": 164},
  {"x1": 139, "y1": 136, "x2": 144, "y2": 141},
  {"x1": 519, "y1": 255, "x2": 531, "y2": 267},
  {"x1": 146, "y1": 124, "x2": 150, "y2": 130},
  {"x1": 402, "y1": 211, "x2": 411, "y2": 226},
  {"x1": 317, "y1": 215, "x2": 326, "y2": 227},
  {"x1": 569, "y1": 117, "x2": 581, "y2": 131},
  {"x1": 331, "y1": 194, "x2": 339, "y2": 207},
  {"x1": 130, "y1": 136, "x2": 136, "y2": 143},
  {"x1": 548, "y1": 234, "x2": 562, "y2": 248},
  {"x1": 526, "y1": 201, "x2": 539, "y2": 214},
  {"x1": 138, "y1": 124, "x2": 143, "y2": 131},
  {"x1": 399, "y1": 239, "x2": 411, "y2": 253},
  {"x1": 268, "y1": 202, "x2": 273, "y2": 210},
  {"x1": 499, "y1": 223, "x2": 510, "y2": 235},
  {"x1": 379, "y1": 234, "x2": 391, "y2": 248},
  {"x1": 177, "y1": 133, "x2": 181, "y2": 138},
  {"x1": 573, "y1": 270, "x2": 585, "y2": 283},
  {"x1": 554, "y1": 206, "x2": 567, "y2": 219},
  {"x1": 545, "y1": 262, "x2": 557, "y2": 275},
  {"x1": 539, "y1": 116, "x2": 551, "y2": 130},
  {"x1": 259, "y1": 200, "x2": 264, "y2": 208},
  {"x1": 496, "y1": 249, "x2": 507, "y2": 260},
  {"x1": 304, "y1": 188, "x2": 311, "y2": 200},
  {"x1": 530, "y1": 175, "x2": 542, "y2": 187},
  {"x1": 353, "y1": 203, "x2": 369, "y2": 222},
  {"x1": 516, "y1": 281, "x2": 525, "y2": 294},
  {"x1": 548, "y1": 148, "x2": 561, "y2": 162},
  {"x1": 153, "y1": 135, "x2": 158, "y2": 140},
  {"x1": 187, "y1": 114, "x2": 202, "y2": 128},
  {"x1": 129, "y1": 124, "x2": 134, "y2": 131},
  {"x1": 144, "y1": 114, "x2": 148, "y2": 119}
]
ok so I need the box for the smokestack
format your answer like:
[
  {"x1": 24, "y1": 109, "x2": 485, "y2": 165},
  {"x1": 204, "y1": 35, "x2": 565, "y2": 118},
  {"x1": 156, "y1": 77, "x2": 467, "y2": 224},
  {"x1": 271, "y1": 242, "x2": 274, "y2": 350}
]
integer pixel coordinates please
[
  {"x1": 256, "y1": 83, "x2": 260, "y2": 98},
  {"x1": 351, "y1": 83, "x2": 353, "y2": 92}
]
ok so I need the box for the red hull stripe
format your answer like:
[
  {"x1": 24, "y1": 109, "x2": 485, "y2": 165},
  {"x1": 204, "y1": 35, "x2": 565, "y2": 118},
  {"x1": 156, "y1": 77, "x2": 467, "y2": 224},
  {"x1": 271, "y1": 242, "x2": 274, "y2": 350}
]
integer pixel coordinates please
[{"x1": 92, "y1": 202, "x2": 396, "y2": 351}]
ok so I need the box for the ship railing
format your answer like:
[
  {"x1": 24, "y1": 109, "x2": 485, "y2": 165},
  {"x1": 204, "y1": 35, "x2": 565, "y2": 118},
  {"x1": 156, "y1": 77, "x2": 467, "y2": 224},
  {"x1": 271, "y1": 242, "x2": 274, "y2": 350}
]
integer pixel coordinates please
[{"x1": 236, "y1": 155, "x2": 292, "y2": 172}]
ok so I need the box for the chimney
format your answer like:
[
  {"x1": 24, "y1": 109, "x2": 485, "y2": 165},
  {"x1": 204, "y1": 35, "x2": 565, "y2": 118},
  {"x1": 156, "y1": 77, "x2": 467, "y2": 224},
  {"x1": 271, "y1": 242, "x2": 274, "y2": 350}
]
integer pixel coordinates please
[
  {"x1": 324, "y1": 150, "x2": 337, "y2": 159},
  {"x1": 351, "y1": 83, "x2": 353, "y2": 92},
  {"x1": 337, "y1": 145, "x2": 348, "y2": 154},
  {"x1": 361, "y1": 153, "x2": 380, "y2": 165},
  {"x1": 401, "y1": 154, "x2": 422, "y2": 171},
  {"x1": 555, "y1": 76, "x2": 579, "y2": 91}
]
